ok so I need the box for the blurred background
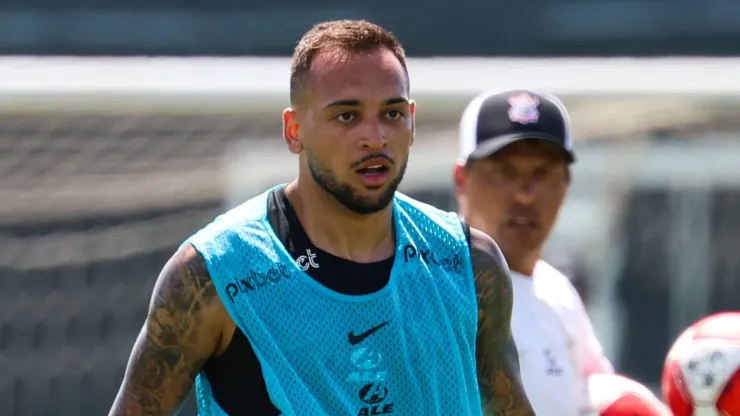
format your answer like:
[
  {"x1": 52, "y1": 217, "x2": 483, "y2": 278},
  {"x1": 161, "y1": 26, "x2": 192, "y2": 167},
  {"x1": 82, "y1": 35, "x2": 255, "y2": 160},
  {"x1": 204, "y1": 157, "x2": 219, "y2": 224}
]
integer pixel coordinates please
[{"x1": 1, "y1": 1, "x2": 740, "y2": 414}]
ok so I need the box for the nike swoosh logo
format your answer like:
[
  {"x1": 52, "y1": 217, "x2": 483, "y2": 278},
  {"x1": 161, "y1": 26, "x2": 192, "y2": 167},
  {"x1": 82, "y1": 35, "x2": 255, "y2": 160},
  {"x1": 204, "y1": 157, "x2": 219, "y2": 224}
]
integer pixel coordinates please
[{"x1": 348, "y1": 320, "x2": 390, "y2": 345}]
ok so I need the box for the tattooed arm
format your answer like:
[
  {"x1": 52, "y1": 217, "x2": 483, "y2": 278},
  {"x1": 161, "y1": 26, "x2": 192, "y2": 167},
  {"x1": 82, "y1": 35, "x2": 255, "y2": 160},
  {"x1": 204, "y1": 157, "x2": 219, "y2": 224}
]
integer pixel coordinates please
[
  {"x1": 470, "y1": 228, "x2": 536, "y2": 415},
  {"x1": 109, "y1": 244, "x2": 227, "y2": 416}
]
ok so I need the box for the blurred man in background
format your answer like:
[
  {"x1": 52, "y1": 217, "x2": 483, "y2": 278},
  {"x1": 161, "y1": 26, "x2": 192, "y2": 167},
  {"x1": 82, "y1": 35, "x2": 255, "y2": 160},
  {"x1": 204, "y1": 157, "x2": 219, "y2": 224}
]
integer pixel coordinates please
[
  {"x1": 110, "y1": 20, "x2": 535, "y2": 416},
  {"x1": 453, "y1": 89, "x2": 613, "y2": 415}
]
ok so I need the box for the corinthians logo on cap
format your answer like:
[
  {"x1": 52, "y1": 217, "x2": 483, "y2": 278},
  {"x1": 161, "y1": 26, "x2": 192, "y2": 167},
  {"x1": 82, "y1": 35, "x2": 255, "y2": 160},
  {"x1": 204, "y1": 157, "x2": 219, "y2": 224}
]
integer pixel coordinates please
[{"x1": 507, "y1": 93, "x2": 540, "y2": 125}]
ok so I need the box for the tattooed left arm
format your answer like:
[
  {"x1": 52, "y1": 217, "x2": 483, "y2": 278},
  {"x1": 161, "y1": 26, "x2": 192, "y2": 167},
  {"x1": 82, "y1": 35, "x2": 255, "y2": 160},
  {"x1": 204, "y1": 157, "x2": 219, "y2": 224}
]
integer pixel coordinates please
[{"x1": 470, "y1": 228, "x2": 536, "y2": 415}]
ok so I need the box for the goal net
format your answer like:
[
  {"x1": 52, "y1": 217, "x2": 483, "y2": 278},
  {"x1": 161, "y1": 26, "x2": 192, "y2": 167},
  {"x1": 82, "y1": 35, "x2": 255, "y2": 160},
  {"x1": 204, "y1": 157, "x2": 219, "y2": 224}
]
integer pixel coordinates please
[{"x1": 1, "y1": 56, "x2": 739, "y2": 415}]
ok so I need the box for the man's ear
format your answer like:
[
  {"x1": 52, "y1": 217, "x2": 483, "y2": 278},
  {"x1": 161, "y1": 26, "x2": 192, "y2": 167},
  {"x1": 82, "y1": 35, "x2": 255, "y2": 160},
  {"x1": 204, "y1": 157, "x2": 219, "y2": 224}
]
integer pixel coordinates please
[
  {"x1": 453, "y1": 159, "x2": 467, "y2": 195},
  {"x1": 282, "y1": 108, "x2": 302, "y2": 154},
  {"x1": 408, "y1": 99, "x2": 416, "y2": 146}
]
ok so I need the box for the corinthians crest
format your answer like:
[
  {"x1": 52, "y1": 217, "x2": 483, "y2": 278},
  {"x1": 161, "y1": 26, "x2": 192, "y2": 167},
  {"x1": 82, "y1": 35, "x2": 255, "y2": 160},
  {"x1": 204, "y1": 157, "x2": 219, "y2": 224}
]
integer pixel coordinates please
[{"x1": 508, "y1": 92, "x2": 540, "y2": 125}]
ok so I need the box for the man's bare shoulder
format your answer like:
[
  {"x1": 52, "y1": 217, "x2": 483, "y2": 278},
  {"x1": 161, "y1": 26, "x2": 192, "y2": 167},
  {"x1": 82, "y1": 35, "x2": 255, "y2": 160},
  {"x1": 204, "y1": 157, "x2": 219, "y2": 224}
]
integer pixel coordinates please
[
  {"x1": 152, "y1": 244, "x2": 220, "y2": 315},
  {"x1": 468, "y1": 227, "x2": 511, "y2": 294},
  {"x1": 150, "y1": 243, "x2": 232, "y2": 353},
  {"x1": 467, "y1": 227, "x2": 513, "y2": 333},
  {"x1": 110, "y1": 244, "x2": 228, "y2": 415}
]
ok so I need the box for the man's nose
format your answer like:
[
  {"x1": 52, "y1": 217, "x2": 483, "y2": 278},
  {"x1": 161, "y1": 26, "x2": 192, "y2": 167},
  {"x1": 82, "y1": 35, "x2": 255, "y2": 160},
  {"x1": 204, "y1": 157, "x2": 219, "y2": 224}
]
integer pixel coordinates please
[
  {"x1": 512, "y1": 181, "x2": 536, "y2": 205},
  {"x1": 358, "y1": 120, "x2": 387, "y2": 150}
]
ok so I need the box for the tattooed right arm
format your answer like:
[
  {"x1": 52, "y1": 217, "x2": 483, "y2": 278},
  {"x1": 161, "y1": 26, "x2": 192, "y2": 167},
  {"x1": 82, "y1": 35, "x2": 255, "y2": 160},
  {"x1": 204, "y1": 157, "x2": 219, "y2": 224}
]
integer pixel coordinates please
[{"x1": 109, "y1": 244, "x2": 226, "y2": 416}]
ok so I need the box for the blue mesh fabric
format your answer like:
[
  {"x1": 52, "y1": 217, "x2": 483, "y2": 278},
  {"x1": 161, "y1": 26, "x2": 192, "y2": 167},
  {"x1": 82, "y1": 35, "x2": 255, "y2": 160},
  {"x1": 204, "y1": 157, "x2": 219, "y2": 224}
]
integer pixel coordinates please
[{"x1": 188, "y1": 186, "x2": 481, "y2": 416}]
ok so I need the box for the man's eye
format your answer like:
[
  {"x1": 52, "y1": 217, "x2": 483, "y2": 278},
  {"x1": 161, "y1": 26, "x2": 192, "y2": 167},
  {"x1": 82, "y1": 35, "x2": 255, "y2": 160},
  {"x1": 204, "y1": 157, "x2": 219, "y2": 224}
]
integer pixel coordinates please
[
  {"x1": 500, "y1": 168, "x2": 517, "y2": 181},
  {"x1": 336, "y1": 112, "x2": 355, "y2": 123},
  {"x1": 386, "y1": 110, "x2": 404, "y2": 120},
  {"x1": 533, "y1": 169, "x2": 548, "y2": 181}
]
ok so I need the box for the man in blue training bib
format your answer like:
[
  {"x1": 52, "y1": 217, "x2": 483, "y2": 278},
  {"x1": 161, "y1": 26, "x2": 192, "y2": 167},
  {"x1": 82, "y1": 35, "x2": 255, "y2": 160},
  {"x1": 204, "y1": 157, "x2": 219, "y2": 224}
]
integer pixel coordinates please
[{"x1": 109, "y1": 19, "x2": 535, "y2": 416}]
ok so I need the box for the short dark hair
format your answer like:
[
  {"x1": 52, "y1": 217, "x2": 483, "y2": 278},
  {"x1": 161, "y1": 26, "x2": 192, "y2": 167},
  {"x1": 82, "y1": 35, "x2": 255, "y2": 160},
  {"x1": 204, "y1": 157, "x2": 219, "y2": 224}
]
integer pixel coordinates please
[{"x1": 289, "y1": 20, "x2": 409, "y2": 104}]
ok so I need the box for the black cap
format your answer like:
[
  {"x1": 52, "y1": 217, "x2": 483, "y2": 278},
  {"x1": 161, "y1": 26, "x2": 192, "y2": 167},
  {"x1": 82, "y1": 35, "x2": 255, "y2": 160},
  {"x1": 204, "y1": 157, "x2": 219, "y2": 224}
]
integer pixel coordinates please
[{"x1": 458, "y1": 89, "x2": 575, "y2": 163}]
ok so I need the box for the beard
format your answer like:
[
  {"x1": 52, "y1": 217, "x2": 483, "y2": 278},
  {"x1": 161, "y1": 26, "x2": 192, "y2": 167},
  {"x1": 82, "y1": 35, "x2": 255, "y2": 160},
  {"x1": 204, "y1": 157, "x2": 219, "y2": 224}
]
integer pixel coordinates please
[{"x1": 306, "y1": 150, "x2": 407, "y2": 215}]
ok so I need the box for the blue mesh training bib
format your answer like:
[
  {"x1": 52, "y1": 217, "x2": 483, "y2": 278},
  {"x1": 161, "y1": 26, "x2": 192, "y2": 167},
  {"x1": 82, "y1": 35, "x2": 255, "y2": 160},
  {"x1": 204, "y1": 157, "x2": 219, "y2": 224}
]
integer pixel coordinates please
[{"x1": 187, "y1": 185, "x2": 481, "y2": 416}]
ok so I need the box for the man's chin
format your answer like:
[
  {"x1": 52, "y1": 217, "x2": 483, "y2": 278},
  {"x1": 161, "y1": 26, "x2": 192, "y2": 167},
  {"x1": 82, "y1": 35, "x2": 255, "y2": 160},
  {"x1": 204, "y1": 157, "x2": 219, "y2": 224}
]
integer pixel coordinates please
[
  {"x1": 499, "y1": 230, "x2": 544, "y2": 252},
  {"x1": 331, "y1": 193, "x2": 393, "y2": 215}
]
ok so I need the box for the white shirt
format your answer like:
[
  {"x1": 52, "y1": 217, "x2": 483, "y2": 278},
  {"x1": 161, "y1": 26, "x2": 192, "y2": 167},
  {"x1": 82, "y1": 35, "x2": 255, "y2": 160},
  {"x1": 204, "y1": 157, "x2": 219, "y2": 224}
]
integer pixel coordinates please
[{"x1": 510, "y1": 260, "x2": 613, "y2": 416}]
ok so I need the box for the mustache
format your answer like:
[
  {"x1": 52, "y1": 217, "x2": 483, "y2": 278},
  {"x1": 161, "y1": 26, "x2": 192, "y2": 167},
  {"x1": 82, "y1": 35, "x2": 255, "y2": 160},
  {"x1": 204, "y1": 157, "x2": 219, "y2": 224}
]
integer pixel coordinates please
[
  {"x1": 350, "y1": 153, "x2": 395, "y2": 169},
  {"x1": 509, "y1": 205, "x2": 538, "y2": 218}
]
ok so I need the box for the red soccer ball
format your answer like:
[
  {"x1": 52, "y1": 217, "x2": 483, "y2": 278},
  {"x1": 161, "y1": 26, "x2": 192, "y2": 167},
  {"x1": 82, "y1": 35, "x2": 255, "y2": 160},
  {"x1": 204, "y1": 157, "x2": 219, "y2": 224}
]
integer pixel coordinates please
[
  {"x1": 589, "y1": 373, "x2": 672, "y2": 415},
  {"x1": 661, "y1": 311, "x2": 740, "y2": 416}
]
